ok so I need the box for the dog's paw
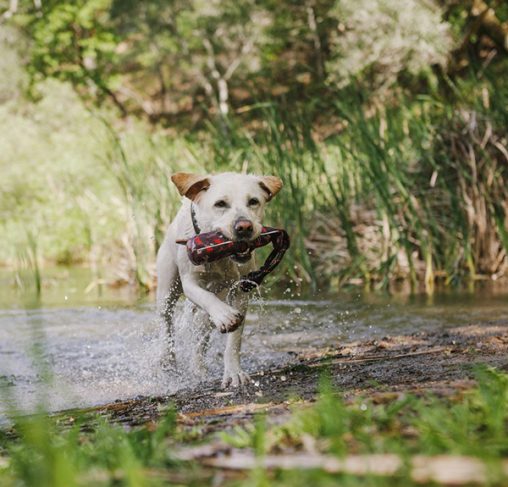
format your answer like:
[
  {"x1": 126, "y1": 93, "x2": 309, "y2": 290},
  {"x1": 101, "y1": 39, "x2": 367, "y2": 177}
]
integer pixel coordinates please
[
  {"x1": 222, "y1": 367, "x2": 250, "y2": 388},
  {"x1": 209, "y1": 304, "x2": 243, "y2": 334}
]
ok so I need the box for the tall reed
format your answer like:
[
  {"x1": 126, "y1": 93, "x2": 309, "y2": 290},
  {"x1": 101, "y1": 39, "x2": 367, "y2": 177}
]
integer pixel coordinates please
[
  {"x1": 206, "y1": 77, "x2": 508, "y2": 291},
  {"x1": 98, "y1": 117, "x2": 197, "y2": 291},
  {"x1": 2, "y1": 77, "x2": 506, "y2": 293}
]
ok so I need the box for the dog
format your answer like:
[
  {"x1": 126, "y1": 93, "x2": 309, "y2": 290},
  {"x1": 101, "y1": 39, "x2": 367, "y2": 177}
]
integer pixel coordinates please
[{"x1": 156, "y1": 172, "x2": 283, "y2": 387}]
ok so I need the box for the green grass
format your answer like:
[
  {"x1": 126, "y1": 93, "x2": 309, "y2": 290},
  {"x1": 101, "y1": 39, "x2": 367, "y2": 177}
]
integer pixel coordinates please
[
  {"x1": 1, "y1": 74, "x2": 508, "y2": 293},
  {"x1": 230, "y1": 367, "x2": 508, "y2": 459},
  {"x1": 1, "y1": 367, "x2": 507, "y2": 486}
]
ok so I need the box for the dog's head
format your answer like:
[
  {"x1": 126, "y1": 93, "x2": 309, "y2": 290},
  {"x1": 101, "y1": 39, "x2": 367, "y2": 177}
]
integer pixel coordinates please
[{"x1": 171, "y1": 172, "x2": 282, "y2": 263}]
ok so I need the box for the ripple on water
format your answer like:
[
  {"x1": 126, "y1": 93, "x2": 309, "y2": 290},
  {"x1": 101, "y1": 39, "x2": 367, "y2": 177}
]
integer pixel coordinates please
[{"x1": 1, "y1": 292, "x2": 508, "y2": 415}]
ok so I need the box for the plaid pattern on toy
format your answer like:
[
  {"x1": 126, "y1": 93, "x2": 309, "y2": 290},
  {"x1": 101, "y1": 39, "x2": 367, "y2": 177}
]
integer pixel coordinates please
[{"x1": 176, "y1": 227, "x2": 290, "y2": 292}]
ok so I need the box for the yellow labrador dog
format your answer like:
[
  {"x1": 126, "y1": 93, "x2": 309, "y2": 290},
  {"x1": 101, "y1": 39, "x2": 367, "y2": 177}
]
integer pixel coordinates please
[{"x1": 156, "y1": 172, "x2": 282, "y2": 387}]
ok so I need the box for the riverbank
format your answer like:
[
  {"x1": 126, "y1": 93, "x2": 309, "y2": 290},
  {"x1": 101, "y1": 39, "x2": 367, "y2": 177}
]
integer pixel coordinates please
[
  {"x1": 2, "y1": 323, "x2": 507, "y2": 486},
  {"x1": 72, "y1": 322, "x2": 508, "y2": 424}
]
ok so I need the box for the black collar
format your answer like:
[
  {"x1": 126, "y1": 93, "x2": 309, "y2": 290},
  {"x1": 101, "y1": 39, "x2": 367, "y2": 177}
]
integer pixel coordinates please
[{"x1": 191, "y1": 204, "x2": 201, "y2": 234}]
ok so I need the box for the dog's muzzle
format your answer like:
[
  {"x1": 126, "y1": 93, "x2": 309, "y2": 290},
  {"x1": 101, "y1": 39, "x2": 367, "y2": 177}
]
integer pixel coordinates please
[
  {"x1": 231, "y1": 219, "x2": 254, "y2": 262},
  {"x1": 233, "y1": 219, "x2": 254, "y2": 241}
]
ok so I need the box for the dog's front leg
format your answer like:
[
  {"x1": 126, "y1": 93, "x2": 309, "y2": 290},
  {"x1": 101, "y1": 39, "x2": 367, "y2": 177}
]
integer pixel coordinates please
[
  {"x1": 222, "y1": 323, "x2": 249, "y2": 387},
  {"x1": 222, "y1": 288, "x2": 250, "y2": 388},
  {"x1": 180, "y1": 272, "x2": 243, "y2": 333}
]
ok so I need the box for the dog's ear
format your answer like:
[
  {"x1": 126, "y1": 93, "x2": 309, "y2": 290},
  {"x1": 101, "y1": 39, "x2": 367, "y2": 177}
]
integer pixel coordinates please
[
  {"x1": 171, "y1": 173, "x2": 210, "y2": 201},
  {"x1": 258, "y1": 175, "x2": 283, "y2": 201}
]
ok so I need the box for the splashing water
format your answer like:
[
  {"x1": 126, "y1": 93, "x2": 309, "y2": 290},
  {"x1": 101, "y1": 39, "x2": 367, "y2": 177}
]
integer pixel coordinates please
[{"x1": 1, "y1": 276, "x2": 508, "y2": 417}]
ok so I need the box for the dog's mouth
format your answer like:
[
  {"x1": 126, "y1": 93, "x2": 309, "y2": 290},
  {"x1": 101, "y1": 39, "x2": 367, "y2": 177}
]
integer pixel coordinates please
[{"x1": 230, "y1": 242, "x2": 252, "y2": 264}]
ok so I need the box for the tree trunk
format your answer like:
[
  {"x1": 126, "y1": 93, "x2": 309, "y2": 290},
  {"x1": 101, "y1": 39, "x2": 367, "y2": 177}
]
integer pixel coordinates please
[{"x1": 217, "y1": 77, "x2": 229, "y2": 116}]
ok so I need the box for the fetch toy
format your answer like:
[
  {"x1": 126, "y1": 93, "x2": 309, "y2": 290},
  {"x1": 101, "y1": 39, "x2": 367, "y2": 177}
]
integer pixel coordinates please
[{"x1": 177, "y1": 227, "x2": 290, "y2": 292}]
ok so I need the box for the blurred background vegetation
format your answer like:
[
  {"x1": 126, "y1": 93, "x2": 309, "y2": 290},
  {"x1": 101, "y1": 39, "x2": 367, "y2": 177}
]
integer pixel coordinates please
[{"x1": 1, "y1": 0, "x2": 507, "y2": 294}]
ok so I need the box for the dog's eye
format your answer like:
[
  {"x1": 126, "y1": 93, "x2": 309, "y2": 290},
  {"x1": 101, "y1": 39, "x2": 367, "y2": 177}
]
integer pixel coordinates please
[
  {"x1": 248, "y1": 198, "x2": 260, "y2": 207},
  {"x1": 214, "y1": 200, "x2": 228, "y2": 208}
]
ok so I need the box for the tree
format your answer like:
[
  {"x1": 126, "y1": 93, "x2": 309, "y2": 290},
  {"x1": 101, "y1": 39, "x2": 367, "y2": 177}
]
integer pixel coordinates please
[{"x1": 326, "y1": 0, "x2": 452, "y2": 91}]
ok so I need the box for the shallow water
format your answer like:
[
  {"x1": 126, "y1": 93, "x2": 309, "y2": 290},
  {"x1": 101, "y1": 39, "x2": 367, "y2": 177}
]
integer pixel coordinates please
[{"x1": 1, "y1": 268, "x2": 508, "y2": 417}]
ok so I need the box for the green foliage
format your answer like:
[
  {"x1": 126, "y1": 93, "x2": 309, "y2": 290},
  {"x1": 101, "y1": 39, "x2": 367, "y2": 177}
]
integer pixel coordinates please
[
  {"x1": 326, "y1": 0, "x2": 452, "y2": 90},
  {"x1": 1, "y1": 73, "x2": 508, "y2": 290},
  {"x1": 4, "y1": 0, "x2": 507, "y2": 122},
  {"x1": 1, "y1": 411, "x2": 176, "y2": 486},
  {"x1": 0, "y1": 78, "x2": 201, "y2": 289},
  {"x1": 22, "y1": 0, "x2": 123, "y2": 110},
  {"x1": 14, "y1": 0, "x2": 271, "y2": 118},
  {"x1": 220, "y1": 368, "x2": 508, "y2": 485},
  {"x1": 0, "y1": 402, "x2": 179, "y2": 486},
  {"x1": 201, "y1": 74, "x2": 508, "y2": 289},
  {"x1": 6, "y1": 0, "x2": 466, "y2": 120},
  {"x1": 415, "y1": 367, "x2": 508, "y2": 457},
  {"x1": 2, "y1": 369, "x2": 506, "y2": 486},
  {"x1": 1, "y1": 0, "x2": 508, "y2": 291}
]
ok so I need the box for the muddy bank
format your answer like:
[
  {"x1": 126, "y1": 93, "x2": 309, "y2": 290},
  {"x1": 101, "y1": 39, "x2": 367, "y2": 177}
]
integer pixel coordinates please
[{"x1": 74, "y1": 322, "x2": 508, "y2": 428}]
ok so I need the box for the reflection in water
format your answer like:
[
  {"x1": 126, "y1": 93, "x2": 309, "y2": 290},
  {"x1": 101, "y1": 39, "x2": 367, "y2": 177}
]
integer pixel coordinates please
[{"x1": 1, "y1": 269, "x2": 508, "y2": 416}]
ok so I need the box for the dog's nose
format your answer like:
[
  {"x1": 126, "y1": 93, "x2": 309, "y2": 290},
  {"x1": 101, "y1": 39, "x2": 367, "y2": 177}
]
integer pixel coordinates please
[{"x1": 234, "y1": 219, "x2": 253, "y2": 239}]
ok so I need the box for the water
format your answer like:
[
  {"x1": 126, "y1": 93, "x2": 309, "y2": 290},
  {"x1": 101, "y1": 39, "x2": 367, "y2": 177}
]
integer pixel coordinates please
[{"x1": 1, "y1": 268, "x2": 508, "y2": 417}]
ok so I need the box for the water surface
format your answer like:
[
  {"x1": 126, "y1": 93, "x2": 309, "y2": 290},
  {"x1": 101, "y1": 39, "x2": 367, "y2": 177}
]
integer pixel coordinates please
[{"x1": 1, "y1": 268, "x2": 507, "y2": 416}]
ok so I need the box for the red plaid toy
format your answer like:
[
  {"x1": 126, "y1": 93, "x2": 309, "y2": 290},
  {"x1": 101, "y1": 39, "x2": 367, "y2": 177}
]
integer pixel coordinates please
[{"x1": 177, "y1": 227, "x2": 290, "y2": 292}]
